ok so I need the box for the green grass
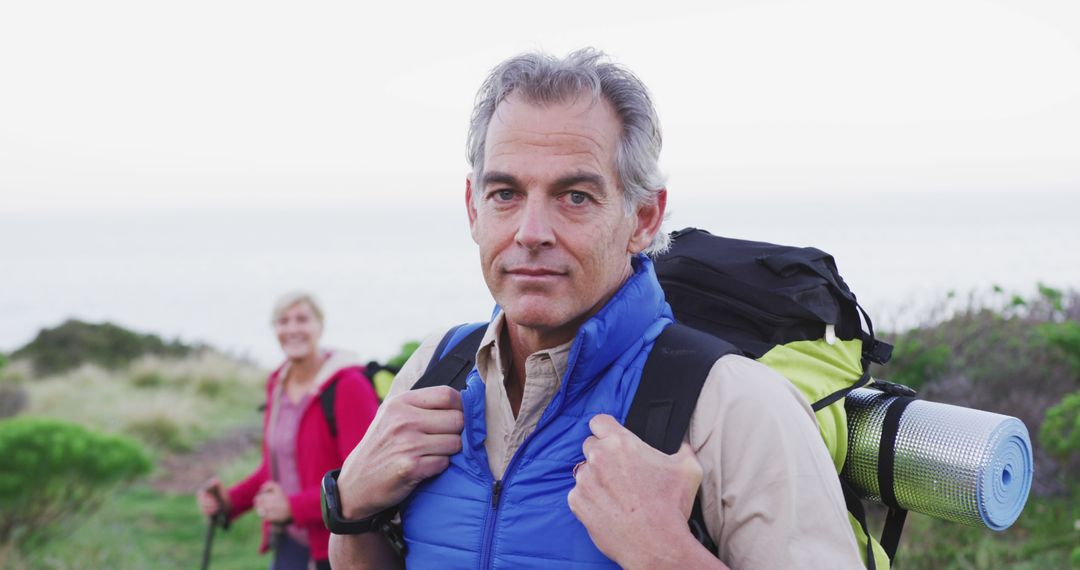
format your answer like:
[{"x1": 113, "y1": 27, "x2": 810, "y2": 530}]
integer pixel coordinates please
[
  {"x1": 893, "y1": 488, "x2": 1080, "y2": 569},
  {"x1": 14, "y1": 450, "x2": 268, "y2": 570},
  {"x1": 21, "y1": 352, "x2": 266, "y2": 455},
  {"x1": 2, "y1": 350, "x2": 271, "y2": 568}
]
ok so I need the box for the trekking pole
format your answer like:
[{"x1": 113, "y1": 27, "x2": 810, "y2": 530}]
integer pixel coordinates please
[
  {"x1": 200, "y1": 486, "x2": 230, "y2": 570},
  {"x1": 270, "y1": 520, "x2": 286, "y2": 553}
]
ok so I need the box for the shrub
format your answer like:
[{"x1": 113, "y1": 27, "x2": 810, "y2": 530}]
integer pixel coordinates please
[
  {"x1": 887, "y1": 338, "x2": 952, "y2": 391},
  {"x1": 387, "y1": 341, "x2": 421, "y2": 370},
  {"x1": 1041, "y1": 390, "x2": 1080, "y2": 461},
  {"x1": 124, "y1": 413, "x2": 194, "y2": 453},
  {"x1": 883, "y1": 285, "x2": 1080, "y2": 495},
  {"x1": 0, "y1": 417, "x2": 152, "y2": 555},
  {"x1": 130, "y1": 370, "x2": 166, "y2": 389},
  {"x1": 195, "y1": 375, "x2": 226, "y2": 397},
  {"x1": 0, "y1": 386, "x2": 27, "y2": 419},
  {"x1": 1038, "y1": 319, "x2": 1080, "y2": 378},
  {"x1": 11, "y1": 320, "x2": 195, "y2": 377},
  {"x1": 0, "y1": 358, "x2": 30, "y2": 386}
]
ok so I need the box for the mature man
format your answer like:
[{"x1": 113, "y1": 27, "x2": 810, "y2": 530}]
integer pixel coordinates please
[{"x1": 328, "y1": 49, "x2": 862, "y2": 569}]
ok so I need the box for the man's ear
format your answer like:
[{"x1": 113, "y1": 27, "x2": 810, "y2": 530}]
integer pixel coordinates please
[
  {"x1": 466, "y1": 176, "x2": 479, "y2": 244},
  {"x1": 628, "y1": 189, "x2": 667, "y2": 254}
]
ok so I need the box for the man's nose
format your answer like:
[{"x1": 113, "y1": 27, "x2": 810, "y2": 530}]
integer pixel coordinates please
[{"x1": 514, "y1": 198, "x2": 556, "y2": 251}]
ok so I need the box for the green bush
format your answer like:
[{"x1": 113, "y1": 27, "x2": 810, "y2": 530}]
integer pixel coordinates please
[
  {"x1": 881, "y1": 285, "x2": 1080, "y2": 493},
  {"x1": 1041, "y1": 390, "x2": 1080, "y2": 461},
  {"x1": 194, "y1": 375, "x2": 226, "y2": 397},
  {"x1": 1038, "y1": 320, "x2": 1080, "y2": 377},
  {"x1": 0, "y1": 417, "x2": 152, "y2": 554},
  {"x1": 387, "y1": 341, "x2": 421, "y2": 370},
  {"x1": 131, "y1": 370, "x2": 166, "y2": 389},
  {"x1": 11, "y1": 320, "x2": 195, "y2": 377},
  {"x1": 887, "y1": 338, "x2": 952, "y2": 391}
]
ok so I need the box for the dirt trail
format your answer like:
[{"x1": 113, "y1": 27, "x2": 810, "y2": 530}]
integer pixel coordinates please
[{"x1": 150, "y1": 425, "x2": 261, "y2": 494}]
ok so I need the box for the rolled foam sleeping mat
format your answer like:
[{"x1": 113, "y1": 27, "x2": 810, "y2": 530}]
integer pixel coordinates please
[{"x1": 842, "y1": 387, "x2": 1033, "y2": 531}]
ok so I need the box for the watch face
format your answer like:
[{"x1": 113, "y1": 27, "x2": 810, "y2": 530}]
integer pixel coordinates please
[{"x1": 322, "y1": 469, "x2": 345, "y2": 531}]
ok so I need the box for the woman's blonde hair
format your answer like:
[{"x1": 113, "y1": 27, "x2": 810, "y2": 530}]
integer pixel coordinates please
[{"x1": 270, "y1": 291, "x2": 325, "y2": 325}]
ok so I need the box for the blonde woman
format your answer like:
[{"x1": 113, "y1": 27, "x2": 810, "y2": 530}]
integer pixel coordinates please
[{"x1": 199, "y1": 292, "x2": 378, "y2": 570}]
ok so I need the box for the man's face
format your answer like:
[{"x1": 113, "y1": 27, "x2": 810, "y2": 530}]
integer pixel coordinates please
[{"x1": 466, "y1": 93, "x2": 664, "y2": 345}]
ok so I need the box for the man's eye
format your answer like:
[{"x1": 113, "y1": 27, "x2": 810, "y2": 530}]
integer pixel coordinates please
[
  {"x1": 568, "y1": 191, "x2": 589, "y2": 205},
  {"x1": 495, "y1": 189, "x2": 515, "y2": 201}
]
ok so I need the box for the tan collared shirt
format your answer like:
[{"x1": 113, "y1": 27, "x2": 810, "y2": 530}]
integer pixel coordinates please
[{"x1": 387, "y1": 316, "x2": 863, "y2": 569}]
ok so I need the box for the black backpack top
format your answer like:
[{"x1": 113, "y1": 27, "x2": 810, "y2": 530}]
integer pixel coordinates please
[{"x1": 655, "y1": 228, "x2": 890, "y2": 365}]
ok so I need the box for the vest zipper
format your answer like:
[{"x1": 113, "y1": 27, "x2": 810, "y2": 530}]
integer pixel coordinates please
[
  {"x1": 479, "y1": 479, "x2": 503, "y2": 567},
  {"x1": 477, "y1": 356, "x2": 576, "y2": 568},
  {"x1": 479, "y1": 409, "x2": 562, "y2": 568}
]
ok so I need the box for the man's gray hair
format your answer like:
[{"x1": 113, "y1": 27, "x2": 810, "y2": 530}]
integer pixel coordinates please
[{"x1": 466, "y1": 48, "x2": 670, "y2": 255}]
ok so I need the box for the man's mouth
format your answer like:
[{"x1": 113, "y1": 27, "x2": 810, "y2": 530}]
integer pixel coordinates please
[{"x1": 507, "y1": 267, "x2": 564, "y2": 276}]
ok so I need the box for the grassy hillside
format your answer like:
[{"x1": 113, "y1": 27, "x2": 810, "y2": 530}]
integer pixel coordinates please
[
  {"x1": 2, "y1": 290, "x2": 1078, "y2": 568},
  {"x1": 12, "y1": 454, "x2": 266, "y2": 570},
  {"x1": 18, "y1": 351, "x2": 265, "y2": 454},
  {"x1": 11, "y1": 319, "x2": 199, "y2": 377},
  {"x1": 1, "y1": 323, "x2": 269, "y2": 569},
  {"x1": 881, "y1": 285, "x2": 1080, "y2": 568}
]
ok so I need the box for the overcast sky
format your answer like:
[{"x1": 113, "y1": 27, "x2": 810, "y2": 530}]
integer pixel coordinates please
[{"x1": 2, "y1": 0, "x2": 1078, "y2": 213}]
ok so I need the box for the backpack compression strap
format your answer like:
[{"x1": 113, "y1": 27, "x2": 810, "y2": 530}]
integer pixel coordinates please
[
  {"x1": 877, "y1": 393, "x2": 915, "y2": 563},
  {"x1": 627, "y1": 323, "x2": 739, "y2": 555}
]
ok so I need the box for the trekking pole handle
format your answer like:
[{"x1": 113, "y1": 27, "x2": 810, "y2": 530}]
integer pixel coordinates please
[{"x1": 209, "y1": 486, "x2": 230, "y2": 530}]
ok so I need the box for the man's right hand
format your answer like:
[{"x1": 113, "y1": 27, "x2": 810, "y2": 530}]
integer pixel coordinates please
[{"x1": 335, "y1": 385, "x2": 465, "y2": 519}]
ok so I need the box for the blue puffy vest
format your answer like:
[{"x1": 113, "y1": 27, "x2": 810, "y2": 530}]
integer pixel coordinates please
[{"x1": 401, "y1": 256, "x2": 674, "y2": 568}]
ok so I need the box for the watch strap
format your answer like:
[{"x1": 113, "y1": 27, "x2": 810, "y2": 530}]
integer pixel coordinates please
[{"x1": 321, "y1": 469, "x2": 395, "y2": 535}]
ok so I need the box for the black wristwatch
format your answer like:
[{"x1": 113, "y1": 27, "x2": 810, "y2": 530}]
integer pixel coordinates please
[{"x1": 321, "y1": 469, "x2": 394, "y2": 535}]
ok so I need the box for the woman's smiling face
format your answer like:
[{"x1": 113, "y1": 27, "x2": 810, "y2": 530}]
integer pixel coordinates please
[{"x1": 274, "y1": 301, "x2": 323, "y2": 362}]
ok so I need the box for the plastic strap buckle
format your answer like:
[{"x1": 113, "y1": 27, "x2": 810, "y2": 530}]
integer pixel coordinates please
[{"x1": 874, "y1": 380, "x2": 917, "y2": 398}]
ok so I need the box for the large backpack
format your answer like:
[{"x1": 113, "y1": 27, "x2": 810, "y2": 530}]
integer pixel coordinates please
[{"x1": 414, "y1": 228, "x2": 900, "y2": 569}]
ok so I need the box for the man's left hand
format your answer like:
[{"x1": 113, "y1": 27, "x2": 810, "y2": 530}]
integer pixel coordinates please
[
  {"x1": 254, "y1": 481, "x2": 292, "y2": 523},
  {"x1": 568, "y1": 414, "x2": 713, "y2": 569}
]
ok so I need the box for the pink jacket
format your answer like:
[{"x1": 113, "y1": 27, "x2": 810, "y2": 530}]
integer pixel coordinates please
[{"x1": 227, "y1": 350, "x2": 378, "y2": 561}]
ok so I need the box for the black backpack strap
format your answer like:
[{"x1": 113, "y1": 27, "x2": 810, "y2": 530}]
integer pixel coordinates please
[
  {"x1": 877, "y1": 395, "x2": 915, "y2": 563},
  {"x1": 839, "y1": 477, "x2": 877, "y2": 570},
  {"x1": 320, "y1": 379, "x2": 338, "y2": 439},
  {"x1": 811, "y1": 363, "x2": 873, "y2": 412},
  {"x1": 425, "y1": 324, "x2": 467, "y2": 376},
  {"x1": 412, "y1": 323, "x2": 487, "y2": 391},
  {"x1": 379, "y1": 322, "x2": 485, "y2": 561},
  {"x1": 626, "y1": 323, "x2": 739, "y2": 555}
]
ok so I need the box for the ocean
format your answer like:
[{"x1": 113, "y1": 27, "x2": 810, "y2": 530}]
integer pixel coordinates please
[{"x1": 2, "y1": 190, "x2": 1077, "y2": 367}]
